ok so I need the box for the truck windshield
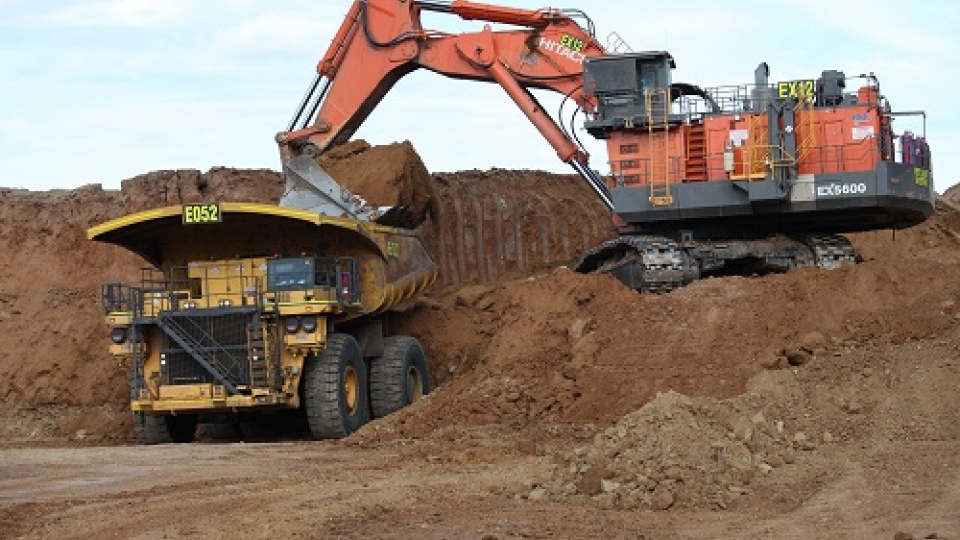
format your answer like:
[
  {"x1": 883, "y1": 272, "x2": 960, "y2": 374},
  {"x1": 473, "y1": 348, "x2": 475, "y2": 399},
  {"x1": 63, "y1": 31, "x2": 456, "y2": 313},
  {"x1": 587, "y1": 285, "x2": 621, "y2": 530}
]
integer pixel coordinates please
[{"x1": 266, "y1": 257, "x2": 315, "y2": 291}]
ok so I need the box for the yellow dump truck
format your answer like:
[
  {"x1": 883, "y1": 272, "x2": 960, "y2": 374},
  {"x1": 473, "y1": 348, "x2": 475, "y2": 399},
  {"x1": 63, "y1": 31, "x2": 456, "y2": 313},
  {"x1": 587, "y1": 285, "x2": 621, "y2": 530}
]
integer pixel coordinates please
[{"x1": 89, "y1": 202, "x2": 437, "y2": 444}]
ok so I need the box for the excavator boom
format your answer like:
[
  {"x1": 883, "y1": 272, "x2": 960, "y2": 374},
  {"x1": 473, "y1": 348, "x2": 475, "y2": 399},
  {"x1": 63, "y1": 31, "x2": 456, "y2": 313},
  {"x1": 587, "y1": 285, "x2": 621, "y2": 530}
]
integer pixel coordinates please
[{"x1": 277, "y1": 0, "x2": 614, "y2": 218}]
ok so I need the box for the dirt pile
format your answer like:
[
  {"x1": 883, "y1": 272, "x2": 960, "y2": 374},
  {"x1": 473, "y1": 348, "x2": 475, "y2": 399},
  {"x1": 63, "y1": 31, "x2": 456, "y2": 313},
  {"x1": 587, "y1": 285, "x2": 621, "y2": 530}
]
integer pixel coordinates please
[
  {"x1": 358, "y1": 197, "x2": 960, "y2": 513},
  {"x1": 539, "y1": 328, "x2": 959, "y2": 511},
  {"x1": 0, "y1": 142, "x2": 957, "y2": 482},
  {"x1": 0, "y1": 142, "x2": 613, "y2": 444},
  {"x1": 376, "y1": 199, "x2": 960, "y2": 441}
]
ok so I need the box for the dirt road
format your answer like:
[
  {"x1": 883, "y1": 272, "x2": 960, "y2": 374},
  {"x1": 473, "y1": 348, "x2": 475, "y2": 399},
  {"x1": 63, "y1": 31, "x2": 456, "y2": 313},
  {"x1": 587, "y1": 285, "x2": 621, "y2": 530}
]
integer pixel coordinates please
[{"x1": 1, "y1": 427, "x2": 957, "y2": 540}]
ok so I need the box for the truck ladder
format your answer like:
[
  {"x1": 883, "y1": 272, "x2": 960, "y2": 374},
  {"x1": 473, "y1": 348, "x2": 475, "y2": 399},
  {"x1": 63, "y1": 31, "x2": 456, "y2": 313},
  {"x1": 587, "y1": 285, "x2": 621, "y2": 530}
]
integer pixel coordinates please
[
  {"x1": 156, "y1": 312, "x2": 254, "y2": 395},
  {"x1": 646, "y1": 88, "x2": 674, "y2": 206},
  {"x1": 129, "y1": 330, "x2": 148, "y2": 401},
  {"x1": 246, "y1": 317, "x2": 280, "y2": 391}
]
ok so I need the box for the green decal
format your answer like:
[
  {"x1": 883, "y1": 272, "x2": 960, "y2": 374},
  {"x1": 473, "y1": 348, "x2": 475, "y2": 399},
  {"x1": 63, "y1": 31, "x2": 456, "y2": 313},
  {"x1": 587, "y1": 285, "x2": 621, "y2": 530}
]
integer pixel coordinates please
[
  {"x1": 386, "y1": 241, "x2": 400, "y2": 259},
  {"x1": 560, "y1": 34, "x2": 586, "y2": 53},
  {"x1": 182, "y1": 203, "x2": 221, "y2": 224},
  {"x1": 777, "y1": 79, "x2": 816, "y2": 100}
]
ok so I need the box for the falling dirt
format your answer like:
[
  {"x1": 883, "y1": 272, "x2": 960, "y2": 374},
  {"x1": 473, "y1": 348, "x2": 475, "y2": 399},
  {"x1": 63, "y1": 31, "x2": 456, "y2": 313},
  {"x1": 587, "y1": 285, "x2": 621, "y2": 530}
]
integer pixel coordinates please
[{"x1": 0, "y1": 142, "x2": 957, "y2": 540}]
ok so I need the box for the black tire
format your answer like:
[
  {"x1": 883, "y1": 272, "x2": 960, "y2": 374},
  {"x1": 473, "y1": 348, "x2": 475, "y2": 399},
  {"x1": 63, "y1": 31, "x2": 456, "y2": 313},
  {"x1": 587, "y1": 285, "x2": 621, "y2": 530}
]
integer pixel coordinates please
[
  {"x1": 370, "y1": 336, "x2": 431, "y2": 419},
  {"x1": 303, "y1": 333, "x2": 369, "y2": 439},
  {"x1": 133, "y1": 412, "x2": 197, "y2": 445}
]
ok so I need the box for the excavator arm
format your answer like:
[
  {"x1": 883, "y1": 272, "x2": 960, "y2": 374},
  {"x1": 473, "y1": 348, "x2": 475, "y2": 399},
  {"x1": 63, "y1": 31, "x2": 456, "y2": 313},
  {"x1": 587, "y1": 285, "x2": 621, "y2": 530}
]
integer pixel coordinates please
[{"x1": 277, "y1": 0, "x2": 614, "y2": 213}]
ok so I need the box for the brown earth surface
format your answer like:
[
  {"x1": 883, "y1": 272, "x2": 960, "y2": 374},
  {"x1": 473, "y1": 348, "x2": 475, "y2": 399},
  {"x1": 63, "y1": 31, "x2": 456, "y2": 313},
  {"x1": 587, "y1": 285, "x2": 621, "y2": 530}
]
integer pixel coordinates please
[{"x1": 0, "y1": 143, "x2": 958, "y2": 539}]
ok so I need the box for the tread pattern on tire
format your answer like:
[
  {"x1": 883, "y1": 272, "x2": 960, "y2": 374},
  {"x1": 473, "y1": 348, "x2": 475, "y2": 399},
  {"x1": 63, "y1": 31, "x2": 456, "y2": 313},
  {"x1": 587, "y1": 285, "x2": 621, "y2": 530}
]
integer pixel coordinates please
[
  {"x1": 304, "y1": 333, "x2": 367, "y2": 439},
  {"x1": 370, "y1": 336, "x2": 429, "y2": 419}
]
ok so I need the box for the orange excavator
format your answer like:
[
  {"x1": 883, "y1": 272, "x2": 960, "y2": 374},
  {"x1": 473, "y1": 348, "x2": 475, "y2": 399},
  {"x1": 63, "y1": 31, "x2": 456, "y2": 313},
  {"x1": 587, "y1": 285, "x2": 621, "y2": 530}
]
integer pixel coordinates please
[{"x1": 277, "y1": 0, "x2": 935, "y2": 292}]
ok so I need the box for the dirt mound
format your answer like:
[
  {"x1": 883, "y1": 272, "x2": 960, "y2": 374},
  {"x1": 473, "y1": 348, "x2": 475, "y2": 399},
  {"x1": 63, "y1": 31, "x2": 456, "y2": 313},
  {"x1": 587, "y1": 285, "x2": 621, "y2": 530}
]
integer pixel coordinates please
[
  {"x1": 539, "y1": 326, "x2": 960, "y2": 511},
  {"x1": 374, "y1": 198, "x2": 960, "y2": 442},
  {"x1": 0, "y1": 145, "x2": 613, "y2": 442},
  {"x1": 358, "y1": 197, "x2": 960, "y2": 513},
  {"x1": 942, "y1": 183, "x2": 960, "y2": 203}
]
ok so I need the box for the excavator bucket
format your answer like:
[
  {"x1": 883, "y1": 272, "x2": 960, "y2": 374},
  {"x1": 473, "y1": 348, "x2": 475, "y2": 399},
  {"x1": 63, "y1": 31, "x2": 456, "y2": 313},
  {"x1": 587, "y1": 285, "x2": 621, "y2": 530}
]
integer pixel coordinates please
[
  {"x1": 280, "y1": 141, "x2": 431, "y2": 229},
  {"x1": 279, "y1": 154, "x2": 388, "y2": 221}
]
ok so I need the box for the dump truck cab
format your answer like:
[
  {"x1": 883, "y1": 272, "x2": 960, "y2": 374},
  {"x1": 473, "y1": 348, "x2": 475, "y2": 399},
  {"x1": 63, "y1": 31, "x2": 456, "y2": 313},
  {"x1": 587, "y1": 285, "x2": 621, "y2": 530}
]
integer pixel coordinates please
[{"x1": 91, "y1": 202, "x2": 437, "y2": 443}]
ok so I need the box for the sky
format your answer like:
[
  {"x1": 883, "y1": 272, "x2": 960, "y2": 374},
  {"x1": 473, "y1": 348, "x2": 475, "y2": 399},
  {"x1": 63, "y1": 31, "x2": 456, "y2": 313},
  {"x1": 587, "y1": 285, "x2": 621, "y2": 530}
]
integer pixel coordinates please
[{"x1": 1, "y1": 0, "x2": 957, "y2": 193}]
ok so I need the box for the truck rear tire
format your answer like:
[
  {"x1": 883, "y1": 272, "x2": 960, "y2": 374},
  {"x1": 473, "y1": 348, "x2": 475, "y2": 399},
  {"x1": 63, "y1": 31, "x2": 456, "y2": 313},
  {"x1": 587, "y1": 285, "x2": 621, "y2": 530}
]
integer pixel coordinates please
[
  {"x1": 133, "y1": 412, "x2": 197, "y2": 445},
  {"x1": 370, "y1": 336, "x2": 431, "y2": 419},
  {"x1": 303, "y1": 333, "x2": 369, "y2": 439}
]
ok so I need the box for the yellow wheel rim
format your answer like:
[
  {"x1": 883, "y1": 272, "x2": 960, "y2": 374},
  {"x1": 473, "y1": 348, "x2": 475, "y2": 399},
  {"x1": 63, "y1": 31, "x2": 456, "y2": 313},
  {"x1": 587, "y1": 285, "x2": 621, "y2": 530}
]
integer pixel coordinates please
[
  {"x1": 406, "y1": 366, "x2": 423, "y2": 404},
  {"x1": 344, "y1": 365, "x2": 358, "y2": 415}
]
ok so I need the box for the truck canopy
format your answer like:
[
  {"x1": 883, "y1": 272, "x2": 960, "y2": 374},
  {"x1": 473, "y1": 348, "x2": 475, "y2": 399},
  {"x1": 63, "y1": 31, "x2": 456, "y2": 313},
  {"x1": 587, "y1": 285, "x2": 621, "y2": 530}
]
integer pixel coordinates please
[{"x1": 88, "y1": 203, "x2": 386, "y2": 268}]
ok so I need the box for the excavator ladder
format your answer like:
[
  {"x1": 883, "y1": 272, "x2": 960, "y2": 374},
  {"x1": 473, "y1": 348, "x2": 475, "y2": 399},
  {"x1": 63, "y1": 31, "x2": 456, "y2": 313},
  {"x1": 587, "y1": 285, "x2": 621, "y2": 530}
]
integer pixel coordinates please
[
  {"x1": 793, "y1": 86, "x2": 817, "y2": 166},
  {"x1": 646, "y1": 88, "x2": 674, "y2": 206},
  {"x1": 737, "y1": 113, "x2": 770, "y2": 180}
]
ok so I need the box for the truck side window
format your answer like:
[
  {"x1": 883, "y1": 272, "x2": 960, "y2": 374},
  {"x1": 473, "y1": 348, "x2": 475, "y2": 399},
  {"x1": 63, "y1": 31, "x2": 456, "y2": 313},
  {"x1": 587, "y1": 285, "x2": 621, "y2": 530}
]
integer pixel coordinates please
[{"x1": 266, "y1": 257, "x2": 316, "y2": 292}]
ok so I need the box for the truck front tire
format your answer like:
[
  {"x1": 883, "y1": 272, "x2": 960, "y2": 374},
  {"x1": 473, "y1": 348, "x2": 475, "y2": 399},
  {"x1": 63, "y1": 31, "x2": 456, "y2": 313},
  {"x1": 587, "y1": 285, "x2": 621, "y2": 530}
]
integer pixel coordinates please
[{"x1": 303, "y1": 333, "x2": 370, "y2": 439}]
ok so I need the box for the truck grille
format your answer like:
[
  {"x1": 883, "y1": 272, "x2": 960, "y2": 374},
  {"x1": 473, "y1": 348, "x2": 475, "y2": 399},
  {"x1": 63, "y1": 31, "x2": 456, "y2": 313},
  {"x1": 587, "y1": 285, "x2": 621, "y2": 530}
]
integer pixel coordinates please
[{"x1": 159, "y1": 308, "x2": 254, "y2": 387}]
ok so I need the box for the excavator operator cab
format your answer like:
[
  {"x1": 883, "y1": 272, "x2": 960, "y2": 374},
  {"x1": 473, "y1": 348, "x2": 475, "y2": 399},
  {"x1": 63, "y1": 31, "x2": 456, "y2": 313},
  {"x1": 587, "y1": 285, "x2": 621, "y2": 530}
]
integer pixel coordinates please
[{"x1": 584, "y1": 51, "x2": 677, "y2": 137}]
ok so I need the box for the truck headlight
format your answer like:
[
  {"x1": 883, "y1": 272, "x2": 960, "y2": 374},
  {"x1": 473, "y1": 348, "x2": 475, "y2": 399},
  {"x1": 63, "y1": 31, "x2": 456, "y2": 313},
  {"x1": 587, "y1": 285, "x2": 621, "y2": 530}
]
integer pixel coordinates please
[
  {"x1": 110, "y1": 327, "x2": 127, "y2": 344},
  {"x1": 284, "y1": 316, "x2": 301, "y2": 334},
  {"x1": 301, "y1": 315, "x2": 318, "y2": 333}
]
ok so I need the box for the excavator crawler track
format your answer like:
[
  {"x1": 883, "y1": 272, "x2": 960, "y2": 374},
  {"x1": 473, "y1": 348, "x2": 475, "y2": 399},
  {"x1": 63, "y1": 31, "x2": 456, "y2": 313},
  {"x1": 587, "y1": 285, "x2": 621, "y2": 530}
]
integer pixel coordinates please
[
  {"x1": 577, "y1": 233, "x2": 858, "y2": 294},
  {"x1": 804, "y1": 235, "x2": 857, "y2": 269},
  {"x1": 576, "y1": 236, "x2": 695, "y2": 294}
]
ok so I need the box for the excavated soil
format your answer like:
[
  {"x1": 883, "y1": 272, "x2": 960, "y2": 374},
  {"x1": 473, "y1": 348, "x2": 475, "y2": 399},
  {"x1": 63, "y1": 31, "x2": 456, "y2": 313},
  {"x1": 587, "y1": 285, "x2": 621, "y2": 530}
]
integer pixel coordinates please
[
  {"x1": 319, "y1": 140, "x2": 437, "y2": 226},
  {"x1": 0, "y1": 142, "x2": 957, "y2": 540}
]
